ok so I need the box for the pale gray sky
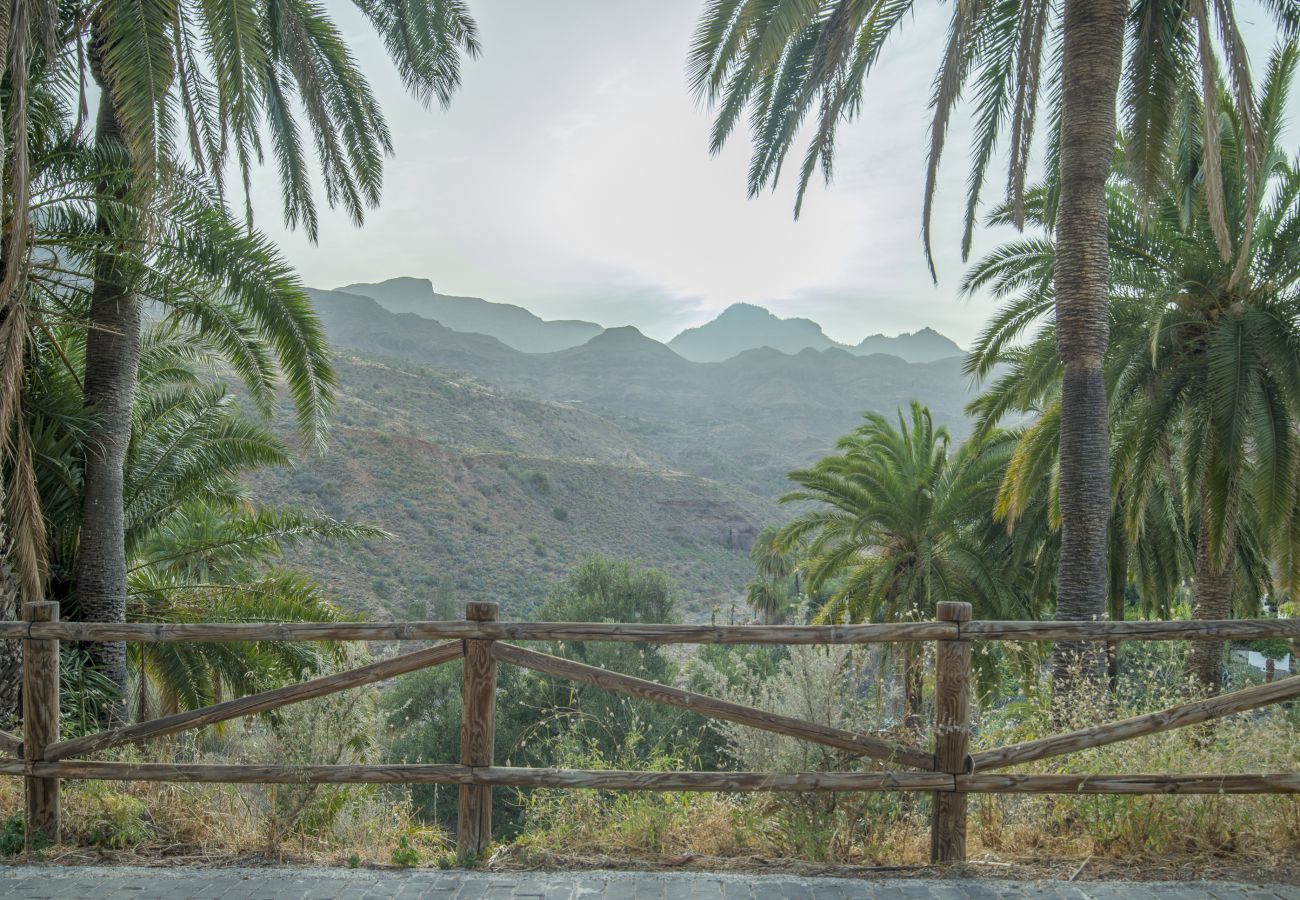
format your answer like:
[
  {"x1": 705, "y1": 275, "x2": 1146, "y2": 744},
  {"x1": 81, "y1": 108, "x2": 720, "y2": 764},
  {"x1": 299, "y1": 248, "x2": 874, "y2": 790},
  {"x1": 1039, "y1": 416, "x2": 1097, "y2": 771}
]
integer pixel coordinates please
[{"x1": 247, "y1": 1, "x2": 1296, "y2": 346}]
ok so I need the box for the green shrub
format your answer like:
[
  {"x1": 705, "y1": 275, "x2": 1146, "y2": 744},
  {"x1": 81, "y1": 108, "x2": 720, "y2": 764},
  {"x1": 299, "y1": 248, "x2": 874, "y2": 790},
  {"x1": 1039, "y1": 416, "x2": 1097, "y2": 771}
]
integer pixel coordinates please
[
  {"x1": 391, "y1": 835, "x2": 421, "y2": 867},
  {"x1": 0, "y1": 814, "x2": 26, "y2": 856},
  {"x1": 82, "y1": 787, "x2": 153, "y2": 849}
]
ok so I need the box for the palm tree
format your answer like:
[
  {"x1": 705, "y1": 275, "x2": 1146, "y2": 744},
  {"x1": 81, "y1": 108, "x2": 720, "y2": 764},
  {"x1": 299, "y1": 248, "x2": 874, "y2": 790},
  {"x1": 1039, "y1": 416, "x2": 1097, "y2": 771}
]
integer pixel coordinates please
[
  {"x1": 744, "y1": 577, "x2": 790, "y2": 625},
  {"x1": 28, "y1": 323, "x2": 383, "y2": 720},
  {"x1": 966, "y1": 43, "x2": 1300, "y2": 693},
  {"x1": 0, "y1": 71, "x2": 351, "y2": 702},
  {"x1": 688, "y1": 0, "x2": 1292, "y2": 690},
  {"x1": 746, "y1": 525, "x2": 801, "y2": 623},
  {"x1": 67, "y1": 0, "x2": 478, "y2": 706},
  {"x1": 772, "y1": 402, "x2": 1036, "y2": 721}
]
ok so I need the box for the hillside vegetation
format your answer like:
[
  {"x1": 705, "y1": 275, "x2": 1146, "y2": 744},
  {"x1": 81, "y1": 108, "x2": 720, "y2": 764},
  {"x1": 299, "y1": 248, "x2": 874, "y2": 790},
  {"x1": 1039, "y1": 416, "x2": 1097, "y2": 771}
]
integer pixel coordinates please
[
  {"x1": 307, "y1": 288, "x2": 980, "y2": 497},
  {"x1": 251, "y1": 356, "x2": 776, "y2": 620},
  {"x1": 246, "y1": 285, "x2": 984, "y2": 620}
]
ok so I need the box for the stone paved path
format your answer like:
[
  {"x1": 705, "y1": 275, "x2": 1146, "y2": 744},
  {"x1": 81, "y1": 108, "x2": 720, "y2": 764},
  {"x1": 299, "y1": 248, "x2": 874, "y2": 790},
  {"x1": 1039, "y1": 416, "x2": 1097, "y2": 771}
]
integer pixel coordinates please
[{"x1": 0, "y1": 867, "x2": 1295, "y2": 899}]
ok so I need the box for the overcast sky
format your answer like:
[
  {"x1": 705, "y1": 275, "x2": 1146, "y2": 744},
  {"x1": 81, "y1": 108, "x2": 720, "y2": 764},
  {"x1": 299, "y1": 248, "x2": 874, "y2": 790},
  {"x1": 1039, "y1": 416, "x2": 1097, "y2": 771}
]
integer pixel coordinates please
[{"x1": 247, "y1": 2, "x2": 1295, "y2": 347}]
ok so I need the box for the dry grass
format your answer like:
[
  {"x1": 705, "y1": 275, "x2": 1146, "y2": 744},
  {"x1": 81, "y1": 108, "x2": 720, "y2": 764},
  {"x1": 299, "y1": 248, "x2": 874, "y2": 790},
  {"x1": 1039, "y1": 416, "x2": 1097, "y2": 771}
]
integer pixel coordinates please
[
  {"x1": 0, "y1": 771, "x2": 451, "y2": 867},
  {"x1": 0, "y1": 651, "x2": 1295, "y2": 880}
]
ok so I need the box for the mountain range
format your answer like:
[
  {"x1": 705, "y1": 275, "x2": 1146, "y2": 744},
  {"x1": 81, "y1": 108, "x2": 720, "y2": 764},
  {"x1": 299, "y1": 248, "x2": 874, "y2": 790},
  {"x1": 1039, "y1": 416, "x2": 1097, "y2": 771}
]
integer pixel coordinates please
[
  {"x1": 332, "y1": 278, "x2": 965, "y2": 364},
  {"x1": 337, "y1": 278, "x2": 602, "y2": 354},
  {"x1": 249, "y1": 278, "x2": 981, "y2": 620},
  {"x1": 666, "y1": 302, "x2": 964, "y2": 363}
]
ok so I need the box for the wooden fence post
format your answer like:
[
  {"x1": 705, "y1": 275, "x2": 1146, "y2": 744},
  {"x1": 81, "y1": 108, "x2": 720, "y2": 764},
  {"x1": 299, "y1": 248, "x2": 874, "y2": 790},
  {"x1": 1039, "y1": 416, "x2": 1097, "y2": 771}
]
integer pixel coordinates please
[
  {"x1": 23, "y1": 601, "x2": 60, "y2": 847},
  {"x1": 929, "y1": 600, "x2": 971, "y2": 863},
  {"x1": 457, "y1": 601, "x2": 497, "y2": 857}
]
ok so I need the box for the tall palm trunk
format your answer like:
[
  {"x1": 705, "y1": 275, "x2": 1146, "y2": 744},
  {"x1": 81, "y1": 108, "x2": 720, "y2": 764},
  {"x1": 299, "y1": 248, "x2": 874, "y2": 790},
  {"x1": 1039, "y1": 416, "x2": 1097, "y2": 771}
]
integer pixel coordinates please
[
  {"x1": 1050, "y1": 0, "x2": 1125, "y2": 696},
  {"x1": 75, "y1": 58, "x2": 139, "y2": 718},
  {"x1": 1185, "y1": 487, "x2": 1236, "y2": 695},
  {"x1": 0, "y1": 490, "x2": 21, "y2": 726}
]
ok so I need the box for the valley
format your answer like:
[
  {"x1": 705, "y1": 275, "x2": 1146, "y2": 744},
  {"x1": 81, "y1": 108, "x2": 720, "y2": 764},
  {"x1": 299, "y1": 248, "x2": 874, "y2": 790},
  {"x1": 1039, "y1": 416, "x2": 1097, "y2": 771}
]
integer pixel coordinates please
[{"x1": 252, "y1": 279, "x2": 979, "y2": 620}]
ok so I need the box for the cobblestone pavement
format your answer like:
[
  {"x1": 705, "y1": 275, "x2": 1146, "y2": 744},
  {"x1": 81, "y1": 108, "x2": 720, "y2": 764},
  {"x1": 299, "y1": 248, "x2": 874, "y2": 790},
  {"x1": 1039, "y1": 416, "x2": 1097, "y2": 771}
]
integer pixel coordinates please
[{"x1": 0, "y1": 867, "x2": 1296, "y2": 899}]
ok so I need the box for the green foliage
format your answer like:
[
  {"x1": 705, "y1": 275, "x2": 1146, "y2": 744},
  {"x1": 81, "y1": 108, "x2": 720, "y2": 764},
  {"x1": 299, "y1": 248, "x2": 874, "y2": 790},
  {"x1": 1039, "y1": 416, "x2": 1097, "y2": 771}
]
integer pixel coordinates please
[
  {"x1": 967, "y1": 45, "x2": 1300, "y2": 623},
  {"x1": 391, "y1": 835, "x2": 421, "y2": 867},
  {"x1": 688, "y1": 0, "x2": 1292, "y2": 276},
  {"x1": 0, "y1": 814, "x2": 25, "y2": 856},
  {"x1": 81, "y1": 785, "x2": 153, "y2": 850},
  {"x1": 23, "y1": 324, "x2": 382, "y2": 722},
  {"x1": 383, "y1": 558, "x2": 720, "y2": 831},
  {"x1": 777, "y1": 402, "x2": 1041, "y2": 626}
]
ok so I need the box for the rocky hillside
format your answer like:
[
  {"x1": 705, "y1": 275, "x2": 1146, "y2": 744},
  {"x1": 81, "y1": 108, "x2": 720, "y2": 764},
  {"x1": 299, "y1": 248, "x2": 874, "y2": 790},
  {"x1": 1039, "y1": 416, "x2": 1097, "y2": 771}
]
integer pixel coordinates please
[
  {"x1": 251, "y1": 356, "x2": 776, "y2": 620},
  {"x1": 257, "y1": 285, "x2": 980, "y2": 620},
  {"x1": 308, "y1": 290, "x2": 978, "y2": 497}
]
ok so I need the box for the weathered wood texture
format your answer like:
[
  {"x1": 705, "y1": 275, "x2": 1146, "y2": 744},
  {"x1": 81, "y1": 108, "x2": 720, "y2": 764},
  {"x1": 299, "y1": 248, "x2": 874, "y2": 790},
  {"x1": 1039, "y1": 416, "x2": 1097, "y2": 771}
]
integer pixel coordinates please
[
  {"x1": 493, "y1": 642, "x2": 935, "y2": 770},
  {"x1": 930, "y1": 602, "x2": 972, "y2": 864},
  {"x1": 973, "y1": 674, "x2": 1300, "y2": 770},
  {"x1": 458, "y1": 602, "x2": 497, "y2": 855},
  {"x1": 0, "y1": 759, "x2": 951, "y2": 792},
  {"x1": 958, "y1": 774, "x2": 1300, "y2": 794},
  {"x1": 7, "y1": 617, "x2": 1295, "y2": 643},
  {"x1": 1, "y1": 760, "x2": 1292, "y2": 794},
  {"x1": 0, "y1": 759, "x2": 475, "y2": 784},
  {"x1": 22, "y1": 602, "x2": 59, "y2": 845},
  {"x1": 468, "y1": 768, "x2": 952, "y2": 792},
  {"x1": 0, "y1": 730, "x2": 20, "y2": 756},
  {"x1": 48, "y1": 642, "x2": 464, "y2": 761},
  {"x1": 961, "y1": 619, "x2": 1300, "y2": 641},
  {"x1": 0, "y1": 620, "x2": 960, "y2": 644}
]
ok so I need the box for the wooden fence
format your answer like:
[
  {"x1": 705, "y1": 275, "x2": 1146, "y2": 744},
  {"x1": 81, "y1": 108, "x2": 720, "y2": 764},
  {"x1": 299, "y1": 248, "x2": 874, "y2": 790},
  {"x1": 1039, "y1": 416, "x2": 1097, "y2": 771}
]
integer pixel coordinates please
[{"x1": 2, "y1": 599, "x2": 1299, "y2": 863}]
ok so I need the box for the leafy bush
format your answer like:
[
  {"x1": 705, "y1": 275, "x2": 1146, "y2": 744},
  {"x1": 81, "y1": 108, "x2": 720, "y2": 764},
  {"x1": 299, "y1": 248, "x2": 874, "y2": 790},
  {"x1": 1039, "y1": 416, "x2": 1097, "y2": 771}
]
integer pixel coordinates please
[
  {"x1": 0, "y1": 814, "x2": 25, "y2": 856},
  {"x1": 82, "y1": 786, "x2": 153, "y2": 849},
  {"x1": 391, "y1": 835, "x2": 420, "y2": 867}
]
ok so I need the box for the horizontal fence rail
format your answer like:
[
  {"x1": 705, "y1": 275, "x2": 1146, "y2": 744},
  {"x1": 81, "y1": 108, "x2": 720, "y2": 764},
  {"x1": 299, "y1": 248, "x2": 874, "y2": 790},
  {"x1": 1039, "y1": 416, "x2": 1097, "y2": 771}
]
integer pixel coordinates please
[
  {"x1": 2, "y1": 600, "x2": 1297, "y2": 862},
  {"x1": 1, "y1": 760, "x2": 1295, "y2": 795},
  {"x1": 2, "y1": 618, "x2": 1296, "y2": 644}
]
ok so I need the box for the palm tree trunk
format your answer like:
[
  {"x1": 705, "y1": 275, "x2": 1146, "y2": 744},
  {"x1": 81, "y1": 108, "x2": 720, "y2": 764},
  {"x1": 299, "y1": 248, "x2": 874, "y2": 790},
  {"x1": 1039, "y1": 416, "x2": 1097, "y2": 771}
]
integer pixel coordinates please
[
  {"x1": 75, "y1": 66, "x2": 139, "y2": 719},
  {"x1": 1185, "y1": 492, "x2": 1236, "y2": 695},
  {"x1": 0, "y1": 497, "x2": 21, "y2": 727},
  {"x1": 1050, "y1": 0, "x2": 1126, "y2": 697}
]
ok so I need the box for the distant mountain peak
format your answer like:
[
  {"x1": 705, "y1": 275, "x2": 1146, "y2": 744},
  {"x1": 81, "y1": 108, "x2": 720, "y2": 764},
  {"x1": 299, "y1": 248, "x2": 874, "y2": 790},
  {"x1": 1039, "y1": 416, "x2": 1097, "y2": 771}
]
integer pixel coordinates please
[
  {"x1": 336, "y1": 277, "x2": 602, "y2": 354},
  {"x1": 668, "y1": 303, "x2": 963, "y2": 364},
  {"x1": 592, "y1": 324, "x2": 651, "y2": 341},
  {"x1": 855, "y1": 328, "x2": 963, "y2": 363},
  {"x1": 717, "y1": 302, "x2": 773, "y2": 318},
  {"x1": 568, "y1": 325, "x2": 686, "y2": 367},
  {"x1": 668, "y1": 303, "x2": 835, "y2": 363}
]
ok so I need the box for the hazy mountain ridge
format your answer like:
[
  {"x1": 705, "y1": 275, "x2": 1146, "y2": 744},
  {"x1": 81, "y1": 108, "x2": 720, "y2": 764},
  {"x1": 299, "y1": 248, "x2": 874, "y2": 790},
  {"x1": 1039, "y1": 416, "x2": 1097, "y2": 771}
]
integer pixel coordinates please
[
  {"x1": 308, "y1": 289, "x2": 979, "y2": 498},
  {"x1": 669, "y1": 303, "x2": 964, "y2": 363},
  {"x1": 337, "y1": 277, "x2": 603, "y2": 353},
  {"x1": 668, "y1": 303, "x2": 836, "y2": 361},
  {"x1": 334, "y1": 277, "x2": 965, "y2": 364},
  {"x1": 854, "y1": 326, "x2": 965, "y2": 362}
]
